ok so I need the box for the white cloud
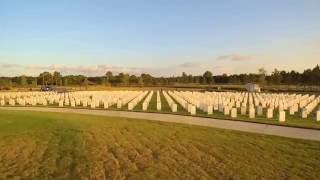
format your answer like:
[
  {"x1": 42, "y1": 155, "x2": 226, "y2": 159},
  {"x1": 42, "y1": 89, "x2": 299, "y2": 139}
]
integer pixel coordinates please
[
  {"x1": 0, "y1": 63, "x2": 148, "y2": 77},
  {"x1": 0, "y1": 53, "x2": 266, "y2": 77},
  {"x1": 0, "y1": 63, "x2": 23, "y2": 68},
  {"x1": 177, "y1": 62, "x2": 202, "y2": 68},
  {"x1": 216, "y1": 53, "x2": 254, "y2": 61}
]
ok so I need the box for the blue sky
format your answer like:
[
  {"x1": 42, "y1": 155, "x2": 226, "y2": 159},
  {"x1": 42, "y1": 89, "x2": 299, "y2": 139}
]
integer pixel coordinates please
[{"x1": 0, "y1": 0, "x2": 320, "y2": 76}]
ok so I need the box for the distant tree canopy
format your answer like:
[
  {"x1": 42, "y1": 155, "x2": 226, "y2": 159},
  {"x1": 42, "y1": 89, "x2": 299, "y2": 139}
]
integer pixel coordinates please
[
  {"x1": 203, "y1": 71, "x2": 214, "y2": 84},
  {"x1": 0, "y1": 65, "x2": 319, "y2": 89}
]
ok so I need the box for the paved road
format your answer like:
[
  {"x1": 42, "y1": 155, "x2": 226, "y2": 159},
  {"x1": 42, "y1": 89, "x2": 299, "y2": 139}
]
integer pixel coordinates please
[{"x1": 1, "y1": 106, "x2": 320, "y2": 141}]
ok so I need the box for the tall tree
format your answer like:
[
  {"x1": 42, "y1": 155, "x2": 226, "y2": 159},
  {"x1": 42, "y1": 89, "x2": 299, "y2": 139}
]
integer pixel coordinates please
[
  {"x1": 203, "y1": 71, "x2": 213, "y2": 84},
  {"x1": 129, "y1": 75, "x2": 139, "y2": 84},
  {"x1": 83, "y1": 77, "x2": 89, "y2": 90},
  {"x1": 19, "y1": 75, "x2": 28, "y2": 87},
  {"x1": 53, "y1": 71, "x2": 62, "y2": 86},
  {"x1": 63, "y1": 77, "x2": 68, "y2": 86},
  {"x1": 258, "y1": 68, "x2": 267, "y2": 84},
  {"x1": 106, "y1": 71, "x2": 113, "y2": 84},
  {"x1": 119, "y1": 73, "x2": 130, "y2": 85},
  {"x1": 39, "y1": 72, "x2": 52, "y2": 86},
  {"x1": 141, "y1": 73, "x2": 153, "y2": 85},
  {"x1": 0, "y1": 78, "x2": 12, "y2": 89},
  {"x1": 182, "y1": 72, "x2": 188, "y2": 83},
  {"x1": 270, "y1": 69, "x2": 282, "y2": 84},
  {"x1": 32, "y1": 77, "x2": 37, "y2": 87},
  {"x1": 100, "y1": 77, "x2": 107, "y2": 86}
]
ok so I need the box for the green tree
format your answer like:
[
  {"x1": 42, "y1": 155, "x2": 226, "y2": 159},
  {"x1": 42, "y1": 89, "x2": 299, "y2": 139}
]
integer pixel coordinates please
[
  {"x1": 129, "y1": 75, "x2": 139, "y2": 84},
  {"x1": 187, "y1": 75, "x2": 193, "y2": 83},
  {"x1": 258, "y1": 68, "x2": 267, "y2": 84},
  {"x1": 182, "y1": 72, "x2": 188, "y2": 83},
  {"x1": 83, "y1": 77, "x2": 89, "y2": 90},
  {"x1": 63, "y1": 77, "x2": 69, "y2": 86},
  {"x1": 53, "y1": 71, "x2": 62, "y2": 86},
  {"x1": 100, "y1": 77, "x2": 107, "y2": 86},
  {"x1": 271, "y1": 69, "x2": 282, "y2": 84},
  {"x1": 39, "y1": 72, "x2": 52, "y2": 86},
  {"x1": 0, "y1": 78, "x2": 12, "y2": 89},
  {"x1": 77, "y1": 75, "x2": 86, "y2": 88},
  {"x1": 19, "y1": 75, "x2": 28, "y2": 87},
  {"x1": 106, "y1": 71, "x2": 113, "y2": 84},
  {"x1": 203, "y1": 71, "x2": 213, "y2": 84},
  {"x1": 141, "y1": 73, "x2": 153, "y2": 85},
  {"x1": 118, "y1": 73, "x2": 129, "y2": 85},
  {"x1": 32, "y1": 77, "x2": 37, "y2": 87},
  {"x1": 138, "y1": 77, "x2": 144, "y2": 86}
]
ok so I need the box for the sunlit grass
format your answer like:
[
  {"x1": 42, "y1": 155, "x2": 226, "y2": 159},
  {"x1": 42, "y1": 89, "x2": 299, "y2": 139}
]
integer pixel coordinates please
[{"x1": 0, "y1": 110, "x2": 319, "y2": 179}]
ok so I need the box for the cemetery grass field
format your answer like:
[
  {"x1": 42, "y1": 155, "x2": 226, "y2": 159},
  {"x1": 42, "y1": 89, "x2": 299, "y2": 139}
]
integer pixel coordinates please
[{"x1": 0, "y1": 110, "x2": 320, "y2": 179}]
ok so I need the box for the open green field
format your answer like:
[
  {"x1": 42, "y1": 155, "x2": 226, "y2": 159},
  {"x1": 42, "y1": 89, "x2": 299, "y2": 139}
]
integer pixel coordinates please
[{"x1": 0, "y1": 110, "x2": 319, "y2": 179}]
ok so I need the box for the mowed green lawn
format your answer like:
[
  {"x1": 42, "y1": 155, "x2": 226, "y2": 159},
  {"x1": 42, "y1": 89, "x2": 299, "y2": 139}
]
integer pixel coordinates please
[{"x1": 0, "y1": 110, "x2": 319, "y2": 179}]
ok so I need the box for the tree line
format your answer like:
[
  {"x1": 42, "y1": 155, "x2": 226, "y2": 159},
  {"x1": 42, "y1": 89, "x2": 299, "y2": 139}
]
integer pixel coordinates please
[{"x1": 0, "y1": 65, "x2": 319, "y2": 89}]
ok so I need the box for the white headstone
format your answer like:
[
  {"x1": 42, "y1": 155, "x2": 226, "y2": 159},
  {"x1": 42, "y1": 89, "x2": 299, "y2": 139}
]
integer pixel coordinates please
[
  {"x1": 301, "y1": 108, "x2": 308, "y2": 118},
  {"x1": 257, "y1": 106, "x2": 263, "y2": 116},
  {"x1": 190, "y1": 105, "x2": 196, "y2": 115},
  {"x1": 128, "y1": 103, "x2": 133, "y2": 110},
  {"x1": 266, "y1": 108, "x2": 273, "y2": 119},
  {"x1": 207, "y1": 105, "x2": 213, "y2": 115},
  {"x1": 117, "y1": 101, "x2": 122, "y2": 108},
  {"x1": 76, "y1": 99, "x2": 81, "y2": 105},
  {"x1": 279, "y1": 104, "x2": 284, "y2": 111},
  {"x1": 59, "y1": 101, "x2": 63, "y2": 107},
  {"x1": 71, "y1": 101, "x2": 75, "y2": 107},
  {"x1": 9, "y1": 99, "x2": 15, "y2": 106},
  {"x1": 218, "y1": 104, "x2": 224, "y2": 112},
  {"x1": 171, "y1": 104, "x2": 177, "y2": 112},
  {"x1": 316, "y1": 111, "x2": 320, "y2": 122},
  {"x1": 231, "y1": 108, "x2": 237, "y2": 118},
  {"x1": 0, "y1": 99, "x2": 5, "y2": 106},
  {"x1": 279, "y1": 111, "x2": 286, "y2": 122},
  {"x1": 213, "y1": 104, "x2": 218, "y2": 111},
  {"x1": 21, "y1": 100, "x2": 26, "y2": 106},
  {"x1": 187, "y1": 103, "x2": 191, "y2": 113},
  {"x1": 289, "y1": 107, "x2": 295, "y2": 115},
  {"x1": 104, "y1": 102, "x2": 109, "y2": 109},
  {"x1": 236, "y1": 101, "x2": 240, "y2": 108},
  {"x1": 249, "y1": 107, "x2": 255, "y2": 119},
  {"x1": 224, "y1": 106, "x2": 230, "y2": 115},
  {"x1": 157, "y1": 102, "x2": 161, "y2": 111},
  {"x1": 91, "y1": 102, "x2": 96, "y2": 109},
  {"x1": 82, "y1": 101, "x2": 88, "y2": 107},
  {"x1": 142, "y1": 102, "x2": 148, "y2": 111}
]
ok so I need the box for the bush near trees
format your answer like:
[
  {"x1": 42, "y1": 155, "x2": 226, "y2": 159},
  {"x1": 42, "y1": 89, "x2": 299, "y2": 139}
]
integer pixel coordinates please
[{"x1": 0, "y1": 65, "x2": 319, "y2": 89}]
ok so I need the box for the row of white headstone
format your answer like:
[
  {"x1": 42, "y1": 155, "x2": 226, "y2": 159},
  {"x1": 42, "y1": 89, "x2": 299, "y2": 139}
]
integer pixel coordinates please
[
  {"x1": 0, "y1": 91, "x2": 147, "y2": 109},
  {"x1": 166, "y1": 91, "x2": 320, "y2": 122},
  {"x1": 0, "y1": 91, "x2": 319, "y2": 121},
  {"x1": 128, "y1": 91, "x2": 148, "y2": 110},
  {"x1": 156, "y1": 91, "x2": 161, "y2": 111},
  {"x1": 162, "y1": 91, "x2": 177, "y2": 112},
  {"x1": 0, "y1": 90, "x2": 167, "y2": 112},
  {"x1": 142, "y1": 91, "x2": 153, "y2": 111},
  {"x1": 168, "y1": 91, "x2": 196, "y2": 114}
]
